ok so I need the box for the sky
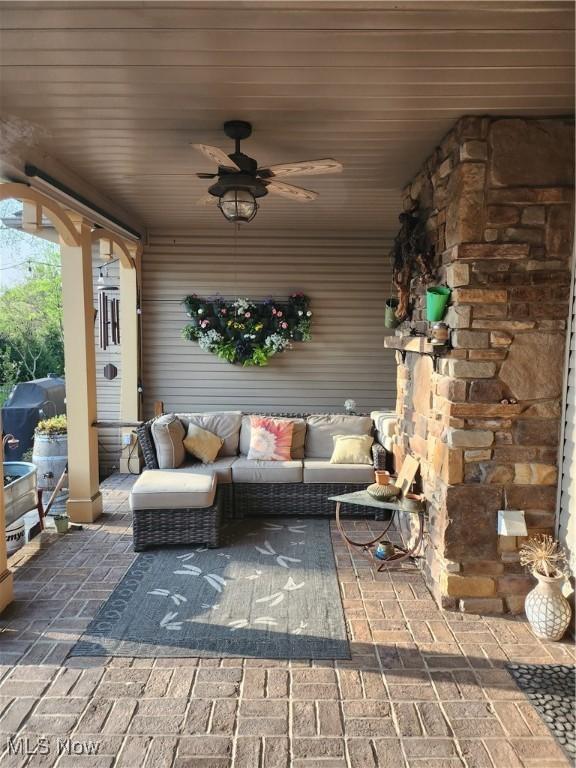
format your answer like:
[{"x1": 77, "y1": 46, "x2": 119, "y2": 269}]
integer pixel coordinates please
[{"x1": 0, "y1": 199, "x2": 61, "y2": 290}]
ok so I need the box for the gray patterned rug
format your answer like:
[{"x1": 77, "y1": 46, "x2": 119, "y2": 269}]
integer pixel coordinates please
[
  {"x1": 70, "y1": 518, "x2": 350, "y2": 659},
  {"x1": 507, "y1": 663, "x2": 575, "y2": 760}
]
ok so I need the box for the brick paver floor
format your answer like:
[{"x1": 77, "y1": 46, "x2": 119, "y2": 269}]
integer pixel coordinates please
[{"x1": 0, "y1": 474, "x2": 573, "y2": 767}]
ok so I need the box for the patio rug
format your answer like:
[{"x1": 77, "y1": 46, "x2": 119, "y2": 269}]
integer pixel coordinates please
[
  {"x1": 507, "y1": 663, "x2": 575, "y2": 760},
  {"x1": 70, "y1": 518, "x2": 350, "y2": 659}
]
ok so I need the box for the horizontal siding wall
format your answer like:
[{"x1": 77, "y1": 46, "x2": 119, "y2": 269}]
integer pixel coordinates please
[{"x1": 142, "y1": 230, "x2": 397, "y2": 417}]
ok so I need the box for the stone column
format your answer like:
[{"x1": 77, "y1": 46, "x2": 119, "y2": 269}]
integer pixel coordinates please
[{"x1": 392, "y1": 116, "x2": 574, "y2": 613}]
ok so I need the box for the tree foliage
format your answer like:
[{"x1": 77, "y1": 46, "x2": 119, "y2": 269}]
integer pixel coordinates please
[{"x1": 0, "y1": 251, "x2": 64, "y2": 384}]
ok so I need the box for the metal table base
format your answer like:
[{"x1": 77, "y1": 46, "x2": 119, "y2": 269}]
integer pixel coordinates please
[{"x1": 334, "y1": 499, "x2": 425, "y2": 571}]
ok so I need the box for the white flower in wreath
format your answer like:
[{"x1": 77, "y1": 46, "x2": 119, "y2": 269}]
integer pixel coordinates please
[
  {"x1": 265, "y1": 333, "x2": 290, "y2": 354},
  {"x1": 198, "y1": 329, "x2": 224, "y2": 351},
  {"x1": 233, "y1": 298, "x2": 251, "y2": 314}
]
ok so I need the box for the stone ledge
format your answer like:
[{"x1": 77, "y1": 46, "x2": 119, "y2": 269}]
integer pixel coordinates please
[{"x1": 383, "y1": 336, "x2": 448, "y2": 355}]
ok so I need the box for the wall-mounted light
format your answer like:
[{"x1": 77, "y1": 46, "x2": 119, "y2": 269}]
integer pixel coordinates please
[{"x1": 498, "y1": 509, "x2": 528, "y2": 537}]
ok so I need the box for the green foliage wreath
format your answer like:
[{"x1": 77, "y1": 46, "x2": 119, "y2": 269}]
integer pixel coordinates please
[{"x1": 182, "y1": 293, "x2": 312, "y2": 366}]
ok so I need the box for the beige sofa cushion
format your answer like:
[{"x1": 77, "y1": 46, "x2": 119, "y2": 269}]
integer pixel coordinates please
[
  {"x1": 178, "y1": 411, "x2": 242, "y2": 457},
  {"x1": 303, "y1": 459, "x2": 375, "y2": 484},
  {"x1": 239, "y1": 416, "x2": 306, "y2": 459},
  {"x1": 371, "y1": 410, "x2": 397, "y2": 452},
  {"x1": 151, "y1": 414, "x2": 186, "y2": 469},
  {"x1": 231, "y1": 457, "x2": 303, "y2": 484},
  {"x1": 129, "y1": 470, "x2": 216, "y2": 510},
  {"x1": 305, "y1": 414, "x2": 373, "y2": 458},
  {"x1": 175, "y1": 457, "x2": 236, "y2": 484}
]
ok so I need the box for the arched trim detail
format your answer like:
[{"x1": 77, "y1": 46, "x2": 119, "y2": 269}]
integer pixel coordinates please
[
  {"x1": 91, "y1": 228, "x2": 135, "y2": 269},
  {"x1": 0, "y1": 182, "x2": 81, "y2": 246}
]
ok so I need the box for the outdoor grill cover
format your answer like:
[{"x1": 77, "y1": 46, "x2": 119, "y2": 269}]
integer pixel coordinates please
[{"x1": 2, "y1": 376, "x2": 66, "y2": 460}]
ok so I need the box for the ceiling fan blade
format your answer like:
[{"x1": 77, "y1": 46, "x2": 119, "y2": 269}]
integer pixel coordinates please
[
  {"x1": 191, "y1": 143, "x2": 241, "y2": 170},
  {"x1": 258, "y1": 158, "x2": 342, "y2": 179},
  {"x1": 196, "y1": 172, "x2": 218, "y2": 179},
  {"x1": 264, "y1": 180, "x2": 318, "y2": 202},
  {"x1": 196, "y1": 193, "x2": 218, "y2": 207}
]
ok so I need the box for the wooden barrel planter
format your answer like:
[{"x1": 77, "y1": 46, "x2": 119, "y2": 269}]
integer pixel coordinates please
[{"x1": 32, "y1": 430, "x2": 67, "y2": 491}]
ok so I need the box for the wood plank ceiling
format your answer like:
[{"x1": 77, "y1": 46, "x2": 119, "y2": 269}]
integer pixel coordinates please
[{"x1": 0, "y1": 1, "x2": 574, "y2": 234}]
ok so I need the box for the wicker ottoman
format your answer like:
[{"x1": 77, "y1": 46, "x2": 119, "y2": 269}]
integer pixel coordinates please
[{"x1": 130, "y1": 470, "x2": 221, "y2": 551}]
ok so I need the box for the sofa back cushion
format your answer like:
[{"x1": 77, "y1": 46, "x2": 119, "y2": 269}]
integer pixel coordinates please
[
  {"x1": 151, "y1": 413, "x2": 186, "y2": 469},
  {"x1": 239, "y1": 415, "x2": 306, "y2": 459},
  {"x1": 305, "y1": 414, "x2": 373, "y2": 458},
  {"x1": 177, "y1": 411, "x2": 242, "y2": 457}
]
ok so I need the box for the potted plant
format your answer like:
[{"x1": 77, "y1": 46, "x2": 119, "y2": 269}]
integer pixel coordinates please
[
  {"x1": 519, "y1": 534, "x2": 572, "y2": 641},
  {"x1": 53, "y1": 514, "x2": 69, "y2": 534}
]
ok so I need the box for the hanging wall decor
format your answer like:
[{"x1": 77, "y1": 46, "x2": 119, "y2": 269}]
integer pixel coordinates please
[
  {"x1": 98, "y1": 290, "x2": 120, "y2": 350},
  {"x1": 181, "y1": 293, "x2": 312, "y2": 366},
  {"x1": 390, "y1": 205, "x2": 434, "y2": 321}
]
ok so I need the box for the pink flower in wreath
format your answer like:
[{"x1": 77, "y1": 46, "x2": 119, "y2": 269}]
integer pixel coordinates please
[
  {"x1": 277, "y1": 311, "x2": 283, "y2": 318},
  {"x1": 281, "y1": 321, "x2": 288, "y2": 329},
  {"x1": 245, "y1": 312, "x2": 251, "y2": 318},
  {"x1": 247, "y1": 416, "x2": 294, "y2": 461},
  {"x1": 272, "y1": 308, "x2": 277, "y2": 315}
]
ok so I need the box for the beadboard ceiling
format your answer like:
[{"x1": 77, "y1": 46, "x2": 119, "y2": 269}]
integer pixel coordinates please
[{"x1": 0, "y1": 1, "x2": 574, "y2": 234}]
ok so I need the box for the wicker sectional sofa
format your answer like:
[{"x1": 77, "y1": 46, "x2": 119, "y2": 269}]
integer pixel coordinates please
[{"x1": 136, "y1": 411, "x2": 396, "y2": 520}]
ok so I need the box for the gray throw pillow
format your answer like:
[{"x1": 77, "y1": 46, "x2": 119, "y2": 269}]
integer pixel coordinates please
[{"x1": 151, "y1": 413, "x2": 186, "y2": 469}]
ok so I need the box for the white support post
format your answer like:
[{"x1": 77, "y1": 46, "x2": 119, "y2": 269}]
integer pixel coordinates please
[{"x1": 119, "y1": 248, "x2": 142, "y2": 473}]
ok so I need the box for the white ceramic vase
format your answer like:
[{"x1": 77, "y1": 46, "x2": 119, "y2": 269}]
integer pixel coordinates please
[{"x1": 524, "y1": 571, "x2": 572, "y2": 642}]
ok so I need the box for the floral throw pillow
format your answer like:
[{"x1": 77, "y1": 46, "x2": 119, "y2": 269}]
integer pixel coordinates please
[{"x1": 247, "y1": 416, "x2": 294, "y2": 461}]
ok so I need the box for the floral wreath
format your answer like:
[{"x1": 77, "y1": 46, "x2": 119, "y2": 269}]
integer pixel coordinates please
[{"x1": 182, "y1": 293, "x2": 312, "y2": 366}]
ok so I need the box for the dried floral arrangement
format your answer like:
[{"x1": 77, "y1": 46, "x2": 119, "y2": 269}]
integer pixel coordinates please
[
  {"x1": 519, "y1": 534, "x2": 569, "y2": 578},
  {"x1": 390, "y1": 206, "x2": 434, "y2": 320},
  {"x1": 181, "y1": 293, "x2": 312, "y2": 366}
]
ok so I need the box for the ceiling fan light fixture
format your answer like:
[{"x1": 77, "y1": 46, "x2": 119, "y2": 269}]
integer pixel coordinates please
[{"x1": 218, "y1": 188, "x2": 258, "y2": 223}]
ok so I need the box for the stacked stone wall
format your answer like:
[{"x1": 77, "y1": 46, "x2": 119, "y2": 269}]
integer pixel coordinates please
[{"x1": 392, "y1": 116, "x2": 574, "y2": 613}]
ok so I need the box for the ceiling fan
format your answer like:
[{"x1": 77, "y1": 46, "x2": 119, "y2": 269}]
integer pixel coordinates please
[{"x1": 192, "y1": 120, "x2": 342, "y2": 223}]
